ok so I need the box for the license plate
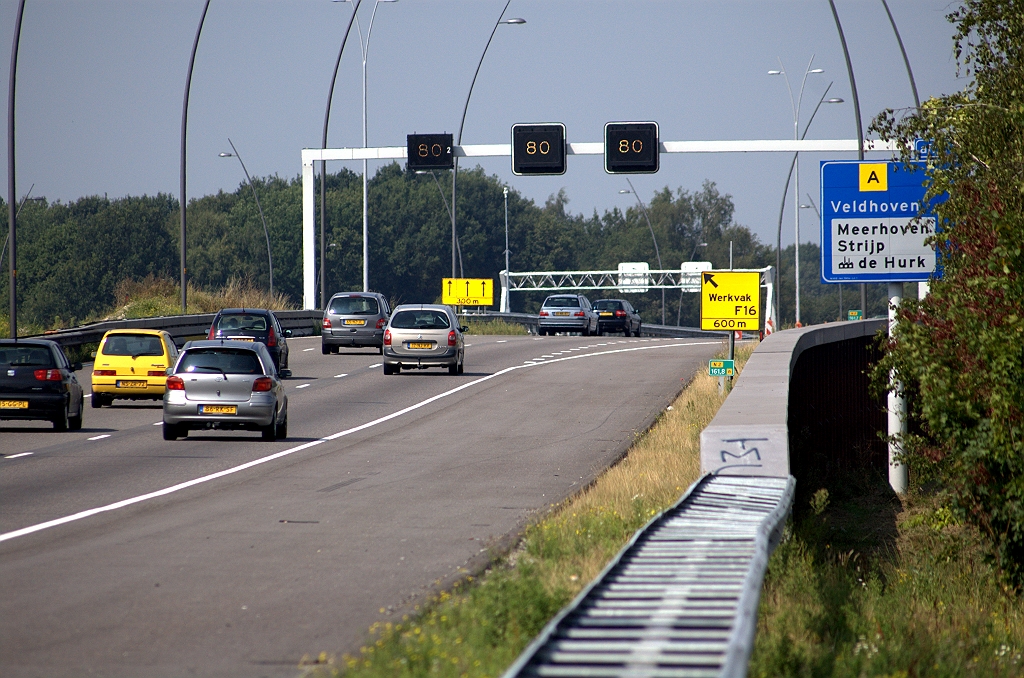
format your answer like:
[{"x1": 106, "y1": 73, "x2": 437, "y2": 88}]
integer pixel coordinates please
[
  {"x1": 228, "y1": 336, "x2": 254, "y2": 342},
  {"x1": 554, "y1": 311, "x2": 570, "y2": 316},
  {"x1": 0, "y1": 400, "x2": 29, "y2": 409},
  {"x1": 408, "y1": 342, "x2": 433, "y2": 349},
  {"x1": 199, "y1": 404, "x2": 237, "y2": 415},
  {"x1": 344, "y1": 319, "x2": 366, "y2": 326},
  {"x1": 116, "y1": 380, "x2": 147, "y2": 388},
  {"x1": 599, "y1": 312, "x2": 613, "y2": 317}
]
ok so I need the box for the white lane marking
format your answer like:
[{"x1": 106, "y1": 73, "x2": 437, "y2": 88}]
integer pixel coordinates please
[
  {"x1": 465, "y1": 344, "x2": 473, "y2": 347},
  {"x1": 541, "y1": 355, "x2": 553, "y2": 358},
  {"x1": 496, "y1": 340, "x2": 507, "y2": 343},
  {"x1": 5, "y1": 453, "x2": 33, "y2": 459},
  {"x1": 303, "y1": 348, "x2": 315, "y2": 352},
  {"x1": 570, "y1": 348, "x2": 581, "y2": 351},
  {"x1": 524, "y1": 361, "x2": 536, "y2": 364},
  {"x1": 84, "y1": 394, "x2": 92, "y2": 398},
  {"x1": 0, "y1": 339, "x2": 720, "y2": 544},
  {"x1": 153, "y1": 422, "x2": 162, "y2": 426},
  {"x1": 296, "y1": 384, "x2": 310, "y2": 389},
  {"x1": 87, "y1": 435, "x2": 111, "y2": 441},
  {"x1": 333, "y1": 373, "x2": 348, "y2": 378},
  {"x1": 368, "y1": 363, "x2": 382, "y2": 369},
  {"x1": 597, "y1": 343, "x2": 608, "y2": 346}
]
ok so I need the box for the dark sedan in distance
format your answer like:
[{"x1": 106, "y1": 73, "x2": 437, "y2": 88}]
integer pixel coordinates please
[
  {"x1": 593, "y1": 298, "x2": 642, "y2": 336},
  {"x1": 207, "y1": 308, "x2": 291, "y2": 375},
  {"x1": 0, "y1": 339, "x2": 85, "y2": 431}
]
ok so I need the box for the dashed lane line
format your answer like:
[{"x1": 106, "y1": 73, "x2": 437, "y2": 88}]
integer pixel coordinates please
[
  {"x1": 4, "y1": 453, "x2": 33, "y2": 460},
  {"x1": 86, "y1": 435, "x2": 111, "y2": 441}
]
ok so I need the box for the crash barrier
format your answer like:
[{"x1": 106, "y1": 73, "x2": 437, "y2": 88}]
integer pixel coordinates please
[
  {"x1": 458, "y1": 311, "x2": 728, "y2": 340},
  {"x1": 25, "y1": 310, "x2": 324, "y2": 349},
  {"x1": 506, "y1": 319, "x2": 886, "y2": 677}
]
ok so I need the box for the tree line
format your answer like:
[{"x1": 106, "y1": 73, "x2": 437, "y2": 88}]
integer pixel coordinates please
[{"x1": 0, "y1": 165, "x2": 889, "y2": 330}]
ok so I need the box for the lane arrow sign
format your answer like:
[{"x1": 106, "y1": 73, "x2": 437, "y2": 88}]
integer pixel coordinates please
[{"x1": 703, "y1": 273, "x2": 718, "y2": 288}]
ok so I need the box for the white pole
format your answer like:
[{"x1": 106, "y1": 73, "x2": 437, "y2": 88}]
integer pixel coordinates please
[
  {"x1": 888, "y1": 281, "x2": 908, "y2": 493},
  {"x1": 302, "y1": 159, "x2": 316, "y2": 309},
  {"x1": 502, "y1": 186, "x2": 510, "y2": 313}
]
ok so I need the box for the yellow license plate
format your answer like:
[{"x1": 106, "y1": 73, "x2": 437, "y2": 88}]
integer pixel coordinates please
[
  {"x1": 408, "y1": 342, "x2": 433, "y2": 349},
  {"x1": 199, "y1": 405, "x2": 237, "y2": 415},
  {"x1": 554, "y1": 311, "x2": 570, "y2": 316},
  {"x1": 116, "y1": 380, "x2": 147, "y2": 388},
  {"x1": 228, "y1": 336, "x2": 254, "y2": 342},
  {"x1": 344, "y1": 319, "x2": 366, "y2": 326},
  {"x1": 599, "y1": 312, "x2": 613, "y2": 316},
  {"x1": 0, "y1": 400, "x2": 29, "y2": 409}
]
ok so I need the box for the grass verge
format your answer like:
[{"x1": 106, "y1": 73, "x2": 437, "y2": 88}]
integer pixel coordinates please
[
  {"x1": 305, "y1": 342, "x2": 753, "y2": 677},
  {"x1": 109, "y1": 275, "x2": 294, "y2": 319},
  {"x1": 461, "y1": 320, "x2": 529, "y2": 336},
  {"x1": 750, "y1": 475, "x2": 1024, "y2": 677}
]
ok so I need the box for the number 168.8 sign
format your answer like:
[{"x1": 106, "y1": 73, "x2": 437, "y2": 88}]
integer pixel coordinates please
[{"x1": 511, "y1": 123, "x2": 566, "y2": 176}]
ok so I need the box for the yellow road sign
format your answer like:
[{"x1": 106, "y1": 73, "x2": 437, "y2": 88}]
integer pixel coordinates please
[
  {"x1": 700, "y1": 271, "x2": 760, "y2": 331},
  {"x1": 442, "y1": 278, "x2": 494, "y2": 306}
]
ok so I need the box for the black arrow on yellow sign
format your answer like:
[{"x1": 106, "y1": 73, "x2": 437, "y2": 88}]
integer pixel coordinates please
[{"x1": 703, "y1": 273, "x2": 718, "y2": 288}]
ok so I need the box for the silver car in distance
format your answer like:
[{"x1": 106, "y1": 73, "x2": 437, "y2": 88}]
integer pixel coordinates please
[
  {"x1": 162, "y1": 340, "x2": 288, "y2": 441},
  {"x1": 382, "y1": 304, "x2": 466, "y2": 375}
]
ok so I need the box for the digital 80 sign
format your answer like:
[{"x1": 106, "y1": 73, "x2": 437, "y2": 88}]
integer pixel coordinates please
[
  {"x1": 511, "y1": 123, "x2": 566, "y2": 176},
  {"x1": 406, "y1": 133, "x2": 454, "y2": 170},
  {"x1": 604, "y1": 121, "x2": 659, "y2": 174}
]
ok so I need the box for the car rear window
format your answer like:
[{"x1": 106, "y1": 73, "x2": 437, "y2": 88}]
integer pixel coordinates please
[
  {"x1": 178, "y1": 348, "x2": 263, "y2": 375},
  {"x1": 543, "y1": 297, "x2": 580, "y2": 308},
  {"x1": 593, "y1": 300, "x2": 624, "y2": 311},
  {"x1": 329, "y1": 296, "x2": 380, "y2": 316},
  {"x1": 101, "y1": 334, "x2": 164, "y2": 357},
  {"x1": 216, "y1": 314, "x2": 268, "y2": 332},
  {"x1": 390, "y1": 310, "x2": 451, "y2": 330},
  {"x1": 0, "y1": 346, "x2": 54, "y2": 367}
]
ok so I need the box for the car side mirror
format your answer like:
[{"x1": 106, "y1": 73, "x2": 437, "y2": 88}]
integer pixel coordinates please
[
  {"x1": 460, "y1": 326, "x2": 469, "y2": 333},
  {"x1": 279, "y1": 369, "x2": 292, "y2": 379},
  {"x1": 284, "y1": 329, "x2": 293, "y2": 337},
  {"x1": 71, "y1": 362, "x2": 83, "y2": 372},
  {"x1": 90, "y1": 351, "x2": 97, "y2": 358}
]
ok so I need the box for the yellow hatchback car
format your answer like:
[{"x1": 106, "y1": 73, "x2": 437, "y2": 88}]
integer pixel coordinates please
[{"x1": 91, "y1": 329, "x2": 179, "y2": 408}]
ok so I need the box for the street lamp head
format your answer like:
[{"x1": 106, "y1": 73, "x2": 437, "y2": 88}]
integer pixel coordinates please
[
  {"x1": 218, "y1": 152, "x2": 234, "y2": 158},
  {"x1": 827, "y1": 97, "x2": 844, "y2": 104},
  {"x1": 502, "y1": 17, "x2": 526, "y2": 24},
  {"x1": 618, "y1": 189, "x2": 631, "y2": 194},
  {"x1": 808, "y1": 68, "x2": 824, "y2": 74},
  {"x1": 767, "y1": 70, "x2": 783, "y2": 75}
]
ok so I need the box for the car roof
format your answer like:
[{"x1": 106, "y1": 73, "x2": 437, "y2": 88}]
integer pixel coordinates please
[
  {"x1": 215, "y1": 308, "x2": 273, "y2": 316},
  {"x1": 392, "y1": 304, "x2": 453, "y2": 312},
  {"x1": 330, "y1": 291, "x2": 383, "y2": 298},
  {"x1": 0, "y1": 338, "x2": 59, "y2": 348},
  {"x1": 101, "y1": 328, "x2": 166, "y2": 337},
  {"x1": 182, "y1": 339, "x2": 264, "y2": 351},
  {"x1": 595, "y1": 298, "x2": 627, "y2": 303}
]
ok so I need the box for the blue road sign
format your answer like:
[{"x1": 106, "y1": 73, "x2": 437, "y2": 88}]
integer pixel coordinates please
[{"x1": 820, "y1": 160, "x2": 941, "y2": 283}]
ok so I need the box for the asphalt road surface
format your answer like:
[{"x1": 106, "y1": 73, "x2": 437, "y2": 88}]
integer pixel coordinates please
[{"x1": 0, "y1": 334, "x2": 723, "y2": 677}]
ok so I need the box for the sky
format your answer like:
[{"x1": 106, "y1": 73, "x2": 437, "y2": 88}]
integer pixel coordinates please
[{"x1": 1, "y1": 0, "x2": 965, "y2": 255}]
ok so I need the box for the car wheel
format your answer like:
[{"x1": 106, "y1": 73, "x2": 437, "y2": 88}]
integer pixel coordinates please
[
  {"x1": 378, "y1": 345, "x2": 384, "y2": 355},
  {"x1": 634, "y1": 324, "x2": 642, "y2": 337},
  {"x1": 321, "y1": 343, "x2": 331, "y2": 355},
  {"x1": 457, "y1": 356, "x2": 464, "y2": 374},
  {"x1": 53, "y1": 404, "x2": 70, "y2": 431},
  {"x1": 448, "y1": 360, "x2": 459, "y2": 375},
  {"x1": 383, "y1": 363, "x2": 397, "y2": 375},
  {"x1": 163, "y1": 422, "x2": 183, "y2": 441},
  {"x1": 91, "y1": 393, "x2": 103, "y2": 408},
  {"x1": 69, "y1": 401, "x2": 83, "y2": 431},
  {"x1": 262, "y1": 413, "x2": 279, "y2": 441},
  {"x1": 275, "y1": 412, "x2": 288, "y2": 440}
]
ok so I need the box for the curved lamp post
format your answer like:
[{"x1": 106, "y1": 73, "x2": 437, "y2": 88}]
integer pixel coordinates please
[
  {"x1": 7, "y1": 0, "x2": 26, "y2": 338},
  {"x1": 619, "y1": 179, "x2": 664, "y2": 325},
  {"x1": 415, "y1": 170, "x2": 463, "y2": 275},
  {"x1": 451, "y1": 3, "x2": 524, "y2": 277},
  {"x1": 321, "y1": 0, "x2": 363, "y2": 309},
  {"x1": 219, "y1": 139, "x2": 274, "y2": 297}
]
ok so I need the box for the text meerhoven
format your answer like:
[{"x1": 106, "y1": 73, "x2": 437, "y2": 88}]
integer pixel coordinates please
[{"x1": 829, "y1": 217, "x2": 936, "y2": 275}]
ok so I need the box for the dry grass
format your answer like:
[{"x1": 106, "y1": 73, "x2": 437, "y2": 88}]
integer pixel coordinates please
[
  {"x1": 105, "y1": 275, "x2": 294, "y2": 320},
  {"x1": 461, "y1": 320, "x2": 530, "y2": 336}
]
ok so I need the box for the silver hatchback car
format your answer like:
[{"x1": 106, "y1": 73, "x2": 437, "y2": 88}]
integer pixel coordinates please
[
  {"x1": 162, "y1": 340, "x2": 288, "y2": 441},
  {"x1": 322, "y1": 292, "x2": 391, "y2": 354},
  {"x1": 382, "y1": 305, "x2": 466, "y2": 375}
]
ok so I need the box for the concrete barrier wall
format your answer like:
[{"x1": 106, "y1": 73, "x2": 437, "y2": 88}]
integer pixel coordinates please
[{"x1": 700, "y1": 319, "x2": 887, "y2": 478}]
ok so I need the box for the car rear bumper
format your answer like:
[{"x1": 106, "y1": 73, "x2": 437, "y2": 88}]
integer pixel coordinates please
[
  {"x1": 92, "y1": 377, "x2": 166, "y2": 398},
  {"x1": 382, "y1": 346, "x2": 458, "y2": 368},
  {"x1": 598, "y1": 319, "x2": 630, "y2": 332},
  {"x1": 0, "y1": 393, "x2": 67, "y2": 421},
  {"x1": 322, "y1": 329, "x2": 383, "y2": 348},
  {"x1": 163, "y1": 398, "x2": 276, "y2": 429},
  {"x1": 539, "y1": 317, "x2": 589, "y2": 330}
]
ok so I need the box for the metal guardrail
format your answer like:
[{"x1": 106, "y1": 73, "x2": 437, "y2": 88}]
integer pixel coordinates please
[
  {"x1": 503, "y1": 474, "x2": 795, "y2": 678},
  {"x1": 25, "y1": 310, "x2": 324, "y2": 349},
  {"x1": 459, "y1": 312, "x2": 727, "y2": 340}
]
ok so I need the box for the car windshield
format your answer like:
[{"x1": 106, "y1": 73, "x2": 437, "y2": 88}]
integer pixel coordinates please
[
  {"x1": 0, "y1": 346, "x2": 54, "y2": 367},
  {"x1": 101, "y1": 334, "x2": 164, "y2": 357},
  {"x1": 178, "y1": 349, "x2": 263, "y2": 375},
  {"x1": 329, "y1": 296, "x2": 380, "y2": 316},
  {"x1": 593, "y1": 300, "x2": 624, "y2": 311},
  {"x1": 543, "y1": 297, "x2": 580, "y2": 308},
  {"x1": 216, "y1": 314, "x2": 267, "y2": 332},
  {"x1": 390, "y1": 310, "x2": 451, "y2": 330}
]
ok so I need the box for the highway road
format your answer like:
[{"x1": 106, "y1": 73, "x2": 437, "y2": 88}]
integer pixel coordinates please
[{"x1": 0, "y1": 333, "x2": 723, "y2": 678}]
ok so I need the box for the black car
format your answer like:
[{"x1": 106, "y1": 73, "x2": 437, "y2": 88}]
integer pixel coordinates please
[
  {"x1": 207, "y1": 309, "x2": 291, "y2": 375},
  {"x1": 593, "y1": 299, "x2": 642, "y2": 336},
  {"x1": 0, "y1": 339, "x2": 85, "y2": 431}
]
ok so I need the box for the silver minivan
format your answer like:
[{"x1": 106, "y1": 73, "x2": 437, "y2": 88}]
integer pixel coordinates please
[
  {"x1": 322, "y1": 292, "x2": 391, "y2": 354},
  {"x1": 382, "y1": 305, "x2": 466, "y2": 375}
]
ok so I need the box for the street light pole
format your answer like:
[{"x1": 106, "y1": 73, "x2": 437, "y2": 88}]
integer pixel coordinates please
[
  {"x1": 620, "y1": 179, "x2": 664, "y2": 325},
  {"x1": 503, "y1": 186, "x2": 510, "y2": 313},
  {"x1": 769, "y1": 57, "x2": 823, "y2": 327},
  {"x1": 452, "y1": 2, "x2": 525, "y2": 278},
  {"x1": 220, "y1": 140, "x2": 274, "y2": 297},
  {"x1": 415, "y1": 170, "x2": 462, "y2": 275},
  {"x1": 7, "y1": 0, "x2": 26, "y2": 339}
]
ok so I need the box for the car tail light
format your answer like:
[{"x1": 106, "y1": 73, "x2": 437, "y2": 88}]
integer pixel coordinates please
[
  {"x1": 93, "y1": 369, "x2": 116, "y2": 376},
  {"x1": 448, "y1": 330, "x2": 457, "y2": 347},
  {"x1": 383, "y1": 329, "x2": 391, "y2": 346},
  {"x1": 267, "y1": 326, "x2": 277, "y2": 347},
  {"x1": 207, "y1": 326, "x2": 215, "y2": 339},
  {"x1": 34, "y1": 369, "x2": 62, "y2": 381},
  {"x1": 252, "y1": 377, "x2": 273, "y2": 392},
  {"x1": 573, "y1": 310, "x2": 585, "y2": 317},
  {"x1": 148, "y1": 370, "x2": 165, "y2": 376},
  {"x1": 376, "y1": 317, "x2": 387, "y2": 329},
  {"x1": 539, "y1": 311, "x2": 549, "y2": 316},
  {"x1": 615, "y1": 309, "x2": 627, "y2": 317},
  {"x1": 322, "y1": 317, "x2": 332, "y2": 329},
  {"x1": 166, "y1": 376, "x2": 185, "y2": 390}
]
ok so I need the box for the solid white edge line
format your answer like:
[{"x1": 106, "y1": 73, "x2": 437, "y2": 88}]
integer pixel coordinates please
[
  {"x1": 0, "y1": 340, "x2": 720, "y2": 544},
  {"x1": 5, "y1": 452, "x2": 33, "y2": 459}
]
